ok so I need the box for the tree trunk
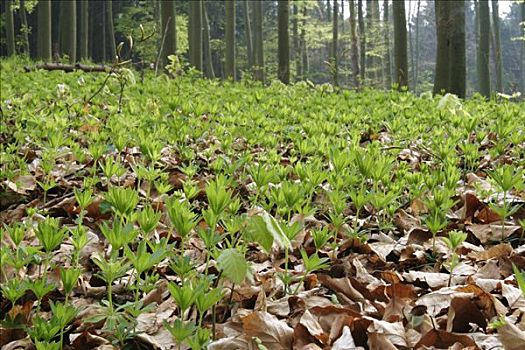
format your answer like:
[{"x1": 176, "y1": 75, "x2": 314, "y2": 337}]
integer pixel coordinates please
[
  {"x1": 349, "y1": 0, "x2": 360, "y2": 88},
  {"x1": 159, "y1": 0, "x2": 177, "y2": 71},
  {"x1": 357, "y1": 0, "x2": 365, "y2": 82},
  {"x1": 278, "y1": 0, "x2": 290, "y2": 84},
  {"x1": 408, "y1": 0, "x2": 414, "y2": 89},
  {"x1": 520, "y1": 2, "x2": 525, "y2": 95},
  {"x1": 101, "y1": 1, "x2": 107, "y2": 61},
  {"x1": 383, "y1": 0, "x2": 392, "y2": 89},
  {"x1": 225, "y1": 0, "x2": 235, "y2": 79},
  {"x1": 5, "y1": 1, "x2": 16, "y2": 56},
  {"x1": 37, "y1": 0, "x2": 52, "y2": 60},
  {"x1": 61, "y1": 0, "x2": 77, "y2": 63},
  {"x1": 433, "y1": 0, "x2": 450, "y2": 95},
  {"x1": 202, "y1": 1, "x2": 215, "y2": 78},
  {"x1": 243, "y1": 0, "x2": 254, "y2": 70},
  {"x1": 189, "y1": 0, "x2": 203, "y2": 71},
  {"x1": 414, "y1": 0, "x2": 420, "y2": 93},
  {"x1": 332, "y1": 0, "x2": 339, "y2": 86},
  {"x1": 79, "y1": 0, "x2": 88, "y2": 60},
  {"x1": 253, "y1": 0, "x2": 264, "y2": 82},
  {"x1": 448, "y1": 0, "x2": 466, "y2": 98},
  {"x1": 490, "y1": 0, "x2": 502, "y2": 92},
  {"x1": 301, "y1": 5, "x2": 308, "y2": 80},
  {"x1": 293, "y1": 3, "x2": 301, "y2": 80},
  {"x1": 19, "y1": 0, "x2": 30, "y2": 55},
  {"x1": 106, "y1": 1, "x2": 116, "y2": 60},
  {"x1": 372, "y1": 0, "x2": 382, "y2": 86},
  {"x1": 393, "y1": 0, "x2": 407, "y2": 89},
  {"x1": 478, "y1": 0, "x2": 490, "y2": 97}
]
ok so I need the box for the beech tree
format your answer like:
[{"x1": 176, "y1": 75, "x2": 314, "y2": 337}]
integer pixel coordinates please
[
  {"x1": 478, "y1": 0, "x2": 491, "y2": 97},
  {"x1": 189, "y1": 0, "x2": 203, "y2": 71},
  {"x1": 225, "y1": 0, "x2": 235, "y2": 79},
  {"x1": 37, "y1": 0, "x2": 52, "y2": 61},
  {"x1": 393, "y1": 0, "x2": 407, "y2": 88},
  {"x1": 253, "y1": 0, "x2": 264, "y2": 82},
  {"x1": 159, "y1": 0, "x2": 177, "y2": 70},
  {"x1": 61, "y1": 0, "x2": 77, "y2": 63},
  {"x1": 278, "y1": 0, "x2": 290, "y2": 84},
  {"x1": 491, "y1": 0, "x2": 503, "y2": 92}
]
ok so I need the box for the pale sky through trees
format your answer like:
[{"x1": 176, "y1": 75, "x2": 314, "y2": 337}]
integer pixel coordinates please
[{"x1": 342, "y1": 1, "x2": 515, "y2": 20}]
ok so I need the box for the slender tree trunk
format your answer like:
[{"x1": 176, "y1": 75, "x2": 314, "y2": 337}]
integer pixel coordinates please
[
  {"x1": 332, "y1": 0, "x2": 339, "y2": 86},
  {"x1": 101, "y1": 1, "x2": 107, "y2": 61},
  {"x1": 159, "y1": 0, "x2": 177, "y2": 70},
  {"x1": 106, "y1": 1, "x2": 116, "y2": 60},
  {"x1": 475, "y1": 0, "x2": 481, "y2": 91},
  {"x1": 19, "y1": 0, "x2": 30, "y2": 55},
  {"x1": 202, "y1": 1, "x2": 215, "y2": 78},
  {"x1": 365, "y1": 0, "x2": 373, "y2": 84},
  {"x1": 373, "y1": 0, "x2": 383, "y2": 85},
  {"x1": 301, "y1": 5, "x2": 308, "y2": 80},
  {"x1": 448, "y1": 0, "x2": 466, "y2": 98},
  {"x1": 490, "y1": 0, "x2": 502, "y2": 92},
  {"x1": 243, "y1": 0, "x2": 254, "y2": 70},
  {"x1": 520, "y1": 2, "x2": 525, "y2": 95},
  {"x1": 414, "y1": 0, "x2": 420, "y2": 93},
  {"x1": 225, "y1": 0, "x2": 235, "y2": 79},
  {"x1": 341, "y1": 0, "x2": 345, "y2": 33},
  {"x1": 393, "y1": 0, "x2": 407, "y2": 89},
  {"x1": 5, "y1": 1, "x2": 16, "y2": 56},
  {"x1": 61, "y1": 0, "x2": 77, "y2": 63},
  {"x1": 357, "y1": 0, "x2": 365, "y2": 82},
  {"x1": 253, "y1": 0, "x2": 264, "y2": 82},
  {"x1": 478, "y1": 0, "x2": 491, "y2": 97},
  {"x1": 278, "y1": 0, "x2": 290, "y2": 84},
  {"x1": 408, "y1": 0, "x2": 415, "y2": 89},
  {"x1": 383, "y1": 0, "x2": 392, "y2": 89},
  {"x1": 37, "y1": 0, "x2": 52, "y2": 60},
  {"x1": 327, "y1": 0, "x2": 332, "y2": 67},
  {"x1": 433, "y1": 1, "x2": 450, "y2": 94},
  {"x1": 79, "y1": 0, "x2": 88, "y2": 60},
  {"x1": 349, "y1": 0, "x2": 360, "y2": 88},
  {"x1": 293, "y1": 3, "x2": 301, "y2": 80},
  {"x1": 189, "y1": 0, "x2": 203, "y2": 71}
]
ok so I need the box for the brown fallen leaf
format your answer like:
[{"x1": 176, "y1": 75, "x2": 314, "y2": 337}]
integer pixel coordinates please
[
  {"x1": 467, "y1": 224, "x2": 520, "y2": 244},
  {"x1": 447, "y1": 297, "x2": 488, "y2": 333},
  {"x1": 241, "y1": 311, "x2": 293, "y2": 350},
  {"x1": 497, "y1": 320, "x2": 525, "y2": 350},
  {"x1": 468, "y1": 243, "x2": 513, "y2": 261},
  {"x1": 414, "y1": 329, "x2": 480, "y2": 349},
  {"x1": 299, "y1": 309, "x2": 329, "y2": 345}
]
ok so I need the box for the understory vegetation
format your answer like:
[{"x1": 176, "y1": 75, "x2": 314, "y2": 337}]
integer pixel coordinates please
[{"x1": 1, "y1": 58, "x2": 525, "y2": 349}]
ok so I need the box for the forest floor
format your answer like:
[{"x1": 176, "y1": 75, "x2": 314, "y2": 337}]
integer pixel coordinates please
[{"x1": 1, "y1": 59, "x2": 525, "y2": 350}]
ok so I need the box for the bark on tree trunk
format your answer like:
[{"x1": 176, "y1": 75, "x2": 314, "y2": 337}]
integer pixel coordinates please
[
  {"x1": 293, "y1": 3, "x2": 301, "y2": 80},
  {"x1": 225, "y1": 0, "x2": 236, "y2": 79},
  {"x1": 5, "y1": 0, "x2": 16, "y2": 56},
  {"x1": 349, "y1": 0, "x2": 360, "y2": 88},
  {"x1": 159, "y1": 0, "x2": 177, "y2": 71},
  {"x1": 358, "y1": 0, "x2": 365, "y2": 83},
  {"x1": 414, "y1": 0, "x2": 420, "y2": 93},
  {"x1": 433, "y1": 0, "x2": 450, "y2": 95},
  {"x1": 478, "y1": 0, "x2": 491, "y2": 97},
  {"x1": 253, "y1": 0, "x2": 264, "y2": 82},
  {"x1": 61, "y1": 0, "x2": 77, "y2": 63},
  {"x1": 490, "y1": 0, "x2": 502, "y2": 93},
  {"x1": 106, "y1": 0, "x2": 116, "y2": 61},
  {"x1": 301, "y1": 5, "x2": 308, "y2": 80},
  {"x1": 332, "y1": 0, "x2": 339, "y2": 86},
  {"x1": 79, "y1": 0, "x2": 89, "y2": 60},
  {"x1": 19, "y1": 0, "x2": 30, "y2": 55},
  {"x1": 202, "y1": 2, "x2": 215, "y2": 78},
  {"x1": 278, "y1": 0, "x2": 290, "y2": 84},
  {"x1": 37, "y1": 0, "x2": 52, "y2": 61},
  {"x1": 244, "y1": 0, "x2": 254, "y2": 70},
  {"x1": 393, "y1": 0, "x2": 408, "y2": 89},
  {"x1": 448, "y1": 0, "x2": 466, "y2": 98},
  {"x1": 383, "y1": 0, "x2": 392, "y2": 89}
]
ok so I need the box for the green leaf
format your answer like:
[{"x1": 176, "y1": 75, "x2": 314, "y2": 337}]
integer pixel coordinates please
[{"x1": 217, "y1": 248, "x2": 249, "y2": 284}]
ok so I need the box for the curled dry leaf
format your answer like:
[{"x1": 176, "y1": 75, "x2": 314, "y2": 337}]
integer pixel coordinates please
[
  {"x1": 497, "y1": 320, "x2": 525, "y2": 350},
  {"x1": 241, "y1": 311, "x2": 294, "y2": 350}
]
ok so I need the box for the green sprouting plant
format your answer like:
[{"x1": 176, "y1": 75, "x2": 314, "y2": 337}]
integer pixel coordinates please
[
  {"x1": 125, "y1": 240, "x2": 167, "y2": 302},
  {"x1": 104, "y1": 186, "x2": 139, "y2": 219},
  {"x1": 136, "y1": 204, "x2": 161, "y2": 237},
  {"x1": 312, "y1": 227, "x2": 331, "y2": 251},
  {"x1": 99, "y1": 217, "x2": 138, "y2": 255},
  {"x1": 91, "y1": 254, "x2": 131, "y2": 319},
  {"x1": 30, "y1": 277, "x2": 57, "y2": 313},
  {"x1": 513, "y1": 264, "x2": 525, "y2": 298},
  {"x1": 166, "y1": 196, "x2": 198, "y2": 249},
  {"x1": 488, "y1": 165, "x2": 524, "y2": 240},
  {"x1": 100, "y1": 156, "x2": 126, "y2": 185},
  {"x1": 206, "y1": 175, "x2": 234, "y2": 217},
  {"x1": 164, "y1": 319, "x2": 197, "y2": 349},
  {"x1": 292, "y1": 250, "x2": 330, "y2": 294},
  {"x1": 35, "y1": 217, "x2": 67, "y2": 274},
  {"x1": 443, "y1": 230, "x2": 467, "y2": 287},
  {"x1": 182, "y1": 179, "x2": 200, "y2": 200}
]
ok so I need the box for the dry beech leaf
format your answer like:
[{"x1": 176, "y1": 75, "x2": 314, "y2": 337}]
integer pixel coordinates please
[
  {"x1": 497, "y1": 320, "x2": 525, "y2": 350},
  {"x1": 467, "y1": 225, "x2": 520, "y2": 244},
  {"x1": 446, "y1": 297, "x2": 487, "y2": 333},
  {"x1": 299, "y1": 309, "x2": 329, "y2": 344},
  {"x1": 241, "y1": 311, "x2": 293, "y2": 350},
  {"x1": 332, "y1": 326, "x2": 358, "y2": 350},
  {"x1": 415, "y1": 329, "x2": 480, "y2": 349},
  {"x1": 468, "y1": 243, "x2": 513, "y2": 261}
]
